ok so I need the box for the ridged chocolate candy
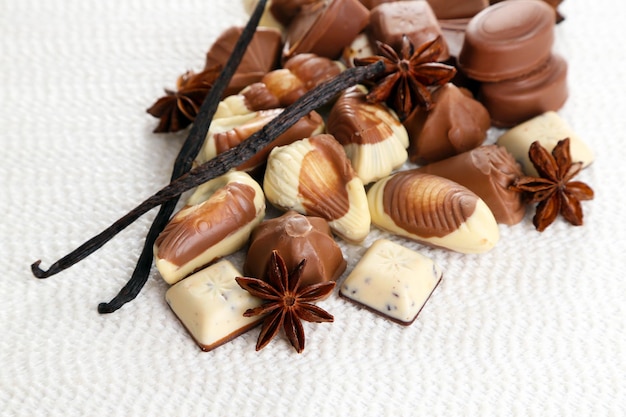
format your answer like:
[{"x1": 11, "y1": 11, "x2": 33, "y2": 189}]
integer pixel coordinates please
[
  {"x1": 367, "y1": 171, "x2": 499, "y2": 253},
  {"x1": 416, "y1": 145, "x2": 525, "y2": 225},
  {"x1": 154, "y1": 172, "x2": 266, "y2": 284},
  {"x1": 264, "y1": 134, "x2": 371, "y2": 242},
  {"x1": 327, "y1": 85, "x2": 409, "y2": 184}
]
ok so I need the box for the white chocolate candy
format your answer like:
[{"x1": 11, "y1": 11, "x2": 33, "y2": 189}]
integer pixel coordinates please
[
  {"x1": 154, "y1": 171, "x2": 265, "y2": 284},
  {"x1": 497, "y1": 111, "x2": 594, "y2": 176},
  {"x1": 367, "y1": 171, "x2": 500, "y2": 254},
  {"x1": 340, "y1": 239, "x2": 442, "y2": 325},
  {"x1": 264, "y1": 134, "x2": 371, "y2": 242},
  {"x1": 166, "y1": 260, "x2": 263, "y2": 351}
]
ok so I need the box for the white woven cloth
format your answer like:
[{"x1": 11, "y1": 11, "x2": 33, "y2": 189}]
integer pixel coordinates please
[{"x1": 1, "y1": 1, "x2": 625, "y2": 415}]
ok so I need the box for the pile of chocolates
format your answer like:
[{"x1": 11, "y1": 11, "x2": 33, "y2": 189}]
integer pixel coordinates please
[{"x1": 136, "y1": 0, "x2": 595, "y2": 352}]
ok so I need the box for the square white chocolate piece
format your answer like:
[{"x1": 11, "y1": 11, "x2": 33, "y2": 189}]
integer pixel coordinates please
[
  {"x1": 497, "y1": 111, "x2": 594, "y2": 176},
  {"x1": 165, "y1": 260, "x2": 263, "y2": 351},
  {"x1": 340, "y1": 239, "x2": 442, "y2": 325}
]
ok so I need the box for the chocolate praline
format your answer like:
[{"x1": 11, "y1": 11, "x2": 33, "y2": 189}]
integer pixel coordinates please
[{"x1": 244, "y1": 211, "x2": 347, "y2": 287}]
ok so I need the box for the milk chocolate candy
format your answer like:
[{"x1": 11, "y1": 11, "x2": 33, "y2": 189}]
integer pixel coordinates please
[
  {"x1": 367, "y1": 171, "x2": 499, "y2": 253},
  {"x1": 244, "y1": 211, "x2": 347, "y2": 286},
  {"x1": 426, "y1": 0, "x2": 488, "y2": 19},
  {"x1": 205, "y1": 26, "x2": 282, "y2": 97},
  {"x1": 264, "y1": 134, "x2": 371, "y2": 242},
  {"x1": 497, "y1": 111, "x2": 594, "y2": 176},
  {"x1": 478, "y1": 53, "x2": 568, "y2": 127},
  {"x1": 416, "y1": 145, "x2": 526, "y2": 225},
  {"x1": 327, "y1": 85, "x2": 409, "y2": 184},
  {"x1": 165, "y1": 260, "x2": 263, "y2": 352},
  {"x1": 340, "y1": 239, "x2": 442, "y2": 325},
  {"x1": 458, "y1": 0, "x2": 556, "y2": 82},
  {"x1": 369, "y1": 1, "x2": 449, "y2": 61},
  {"x1": 490, "y1": 0, "x2": 564, "y2": 23},
  {"x1": 154, "y1": 171, "x2": 266, "y2": 284},
  {"x1": 198, "y1": 108, "x2": 325, "y2": 170},
  {"x1": 269, "y1": 0, "x2": 323, "y2": 27},
  {"x1": 404, "y1": 83, "x2": 490, "y2": 164},
  {"x1": 283, "y1": 0, "x2": 370, "y2": 61}
]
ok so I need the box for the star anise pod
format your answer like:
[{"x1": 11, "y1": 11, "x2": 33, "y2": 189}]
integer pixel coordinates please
[
  {"x1": 510, "y1": 138, "x2": 594, "y2": 231},
  {"x1": 353, "y1": 35, "x2": 456, "y2": 120},
  {"x1": 146, "y1": 66, "x2": 221, "y2": 133},
  {"x1": 235, "y1": 250, "x2": 335, "y2": 353}
]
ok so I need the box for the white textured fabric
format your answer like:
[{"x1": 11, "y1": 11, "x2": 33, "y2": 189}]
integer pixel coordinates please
[{"x1": 1, "y1": 1, "x2": 625, "y2": 415}]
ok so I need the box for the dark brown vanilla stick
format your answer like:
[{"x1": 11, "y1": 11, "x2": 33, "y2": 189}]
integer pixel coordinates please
[
  {"x1": 96, "y1": 0, "x2": 267, "y2": 314},
  {"x1": 31, "y1": 60, "x2": 385, "y2": 280}
]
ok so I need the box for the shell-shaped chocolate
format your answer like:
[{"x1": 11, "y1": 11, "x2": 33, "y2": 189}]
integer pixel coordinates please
[
  {"x1": 264, "y1": 134, "x2": 371, "y2": 242},
  {"x1": 327, "y1": 85, "x2": 409, "y2": 184},
  {"x1": 367, "y1": 171, "x2": 499, "y2": 253},
  {"x1": 244, "y1": 211, "x2": 347, "y2": 287},
  {"x1": 417, "y1": 145, "x2": 526, "y2": 225},
  {"x1": 198, "y1": 108, "x2": 324, "y2": 171},
  {"x1": 154, "y1": 171, "x2": 266, "y2": 284}
]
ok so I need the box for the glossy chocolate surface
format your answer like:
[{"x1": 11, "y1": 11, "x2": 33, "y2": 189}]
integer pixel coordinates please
[
  {"x1": 417, "y1": 145, "x2": 526, "y2": 225},
  {"x1": 205, "y1": 26, "x2": 282, "y2": 96},
  {"x1": 479, "y1": 53, "x2": 568, "y2": 127},
  {"x1": 283, "y1": 0, "x2": 369, "y2": 60},
  {"x1": 244, "y1": 211, "x2": 347, "y2": 286},
  {"x1": 368, "y1": 1, "x2": 449, "y2": 61},
  {"x1": 458, "y1": 0, "x2": 556, "y2": 81},
  {"x1": 404, "y1": 83, "x2": 489, "y2": 164}
]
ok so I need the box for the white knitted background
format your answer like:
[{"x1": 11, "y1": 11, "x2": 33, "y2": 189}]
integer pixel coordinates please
[{"x1": 1, "y1": 0, "x2": 624, "y2": 415}]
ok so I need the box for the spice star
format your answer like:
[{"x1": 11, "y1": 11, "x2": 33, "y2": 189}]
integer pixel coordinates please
[
  {"x1": 354, "y1": 35, "x2": 456, "y2": 120},
  {"x1": 235, "y1": 251, "x2": 335, "y2": 353},
  {"x1": 147, "y1": 66, "x2": 220, "y2": 133},
  {"x1": 510, "y1": 138, "x2": 594, "y2": 231}
]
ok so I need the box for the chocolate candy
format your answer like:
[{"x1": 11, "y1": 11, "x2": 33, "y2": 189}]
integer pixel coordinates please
[
  {"x1": 497, "y1": 111, "x2": 595, "y2": 176},
  {"x1": 339, "y1": 239, "x2": 442, "y2": 325},
  {"x1": 198, "y1": 108, "x2": 324, "y2": 171},
  {"x1": 426, "y1": 0, "x2": 488, "y2": 19},
  {"x1": 204, "y1": 26, "x2": 282, "y2": 97},
  {"x1": 458, "y1": 0, "x2": 556, "y2": 82},
  {"x1": 403, "y1": 83, "x2": 490, "y2": 164},
  {"x1": 368, "y1": 1, "x2": 449, "y2": 61},
  {"x1": 154, "y1": 171, "x2": 266, "y2": 284},
  {"x1": 283, "y1": 0, "x2": 369, "y2": 61},
  {"x1": 264, "y1": 134, "x2": 371, "y2": 242},
  {"x1": 244, "y1": 210, "x2": 347, "y2": 286},
  {"x1": 367, "y1": 171, "x2": 499, "y2": 253},
  {"x1": 327, "y1": 85, "x2": 409, "y2": 184},
  {"x1": 416, "y1": 145, "x2": 526, "y2": 225},
  {"x1": 478, "y1": 53, "x2": 568, "y2": 127},
  {"x1": 165, "y1": 260, "x2": 263, "y2": 352}
]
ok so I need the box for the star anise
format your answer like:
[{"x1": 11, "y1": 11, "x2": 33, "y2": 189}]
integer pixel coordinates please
[
  {"x1": 235, "y1": 250, "x2": 335, "y2": 353},
  {"x1": 510, "y1": 138, "x2": 594, "y2": 231},
  {"x1": 353, "y1": 35, "x2": 456, "y2": 120},
  {"x1": 146, "y1": 66, "x2": 221, "y2": 133}
]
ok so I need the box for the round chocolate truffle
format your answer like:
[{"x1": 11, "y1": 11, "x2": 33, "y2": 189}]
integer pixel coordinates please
[
  {"x1": 458, "y1": 0, "x2": 556, "y2": 82},
  {"x1": 244, "y1": 211, "x2": 347, "y2": 286}
]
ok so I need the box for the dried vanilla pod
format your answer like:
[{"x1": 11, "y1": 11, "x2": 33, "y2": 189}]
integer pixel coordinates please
[
  {"x1": 31, "y1": 61, "x2": 387, "y2": 280},
  {"x1": 367, "y1": 170, "x2": 499, "y2": 253},
  {"x1": 264, "y1": 134, "x2": 371, "y2": 242},
  {"x1": 154, "y1": 171, "x2": 266, "y2": 284},
  {"x1": 327, "y1": 85, "x2": 409, "y2": 184}
]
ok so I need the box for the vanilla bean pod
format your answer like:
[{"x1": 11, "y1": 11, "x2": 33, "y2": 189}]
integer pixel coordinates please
[
  {"x1": 31, "y1": 60, "x2": 385, "y2": 280},
  {"x1": 96, "y1": 0, "x2": 267, "y2": 314}
]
